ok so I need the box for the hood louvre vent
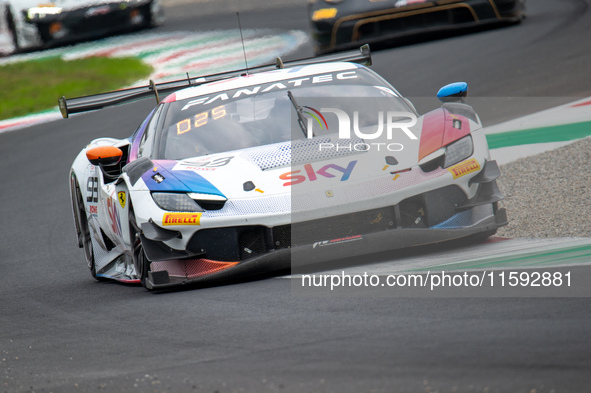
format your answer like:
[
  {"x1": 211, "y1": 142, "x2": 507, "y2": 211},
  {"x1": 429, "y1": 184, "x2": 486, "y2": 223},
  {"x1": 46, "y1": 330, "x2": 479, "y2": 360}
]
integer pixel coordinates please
[{"x1": 240, "y1": 137, "x2": 367, "y2": 171}]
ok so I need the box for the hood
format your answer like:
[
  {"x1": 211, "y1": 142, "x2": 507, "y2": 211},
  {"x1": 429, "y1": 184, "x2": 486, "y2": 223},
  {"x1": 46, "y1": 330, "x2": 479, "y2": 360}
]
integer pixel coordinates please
[{"x1": 140, "y1": 131, "x2": 423, "y2": 200}]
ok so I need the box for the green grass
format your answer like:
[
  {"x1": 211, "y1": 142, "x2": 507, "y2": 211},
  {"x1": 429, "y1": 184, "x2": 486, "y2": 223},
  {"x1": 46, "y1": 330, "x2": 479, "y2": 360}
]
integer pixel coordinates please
[{"x1": 0, "y1": 56, "x2": 152, "y2": 120}]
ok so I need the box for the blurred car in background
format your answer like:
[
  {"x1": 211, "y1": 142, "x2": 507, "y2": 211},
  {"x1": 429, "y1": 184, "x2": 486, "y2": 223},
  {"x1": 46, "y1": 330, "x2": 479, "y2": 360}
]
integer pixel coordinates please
[
  {"x1": 0, "y1": 0, "x2": 164, "y2": 55},
  {"x1": 308, "y1": 0, "x2": 526, "y2": 54}
]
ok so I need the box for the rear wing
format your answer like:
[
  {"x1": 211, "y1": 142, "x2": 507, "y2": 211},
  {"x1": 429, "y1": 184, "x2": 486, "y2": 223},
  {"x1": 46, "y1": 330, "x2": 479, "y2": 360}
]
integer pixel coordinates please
[{"x1": 58, "y1": 44, "x2": 371, "y2": 119}]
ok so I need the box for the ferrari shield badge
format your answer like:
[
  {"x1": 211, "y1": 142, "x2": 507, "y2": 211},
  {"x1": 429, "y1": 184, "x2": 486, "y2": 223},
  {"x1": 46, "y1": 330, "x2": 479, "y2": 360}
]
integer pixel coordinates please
[{"x1": 118, "y1": 191, "x2": 126, "y2": 208}]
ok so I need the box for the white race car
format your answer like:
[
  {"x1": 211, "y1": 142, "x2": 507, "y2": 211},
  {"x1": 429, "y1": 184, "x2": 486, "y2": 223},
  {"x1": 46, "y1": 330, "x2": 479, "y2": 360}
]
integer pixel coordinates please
[
  {"x1": 0, "y1": 0, "x2": 164, "y2": 55},
  {"x1": 62, "y1": 46, "x2": 507, "y2": 290}
]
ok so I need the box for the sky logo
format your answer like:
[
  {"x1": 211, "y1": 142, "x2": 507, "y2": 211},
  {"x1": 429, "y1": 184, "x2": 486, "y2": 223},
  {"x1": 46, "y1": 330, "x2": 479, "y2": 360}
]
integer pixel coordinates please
[{"x1": 280, "y1": 160, "x2": 358, "y2": 186}]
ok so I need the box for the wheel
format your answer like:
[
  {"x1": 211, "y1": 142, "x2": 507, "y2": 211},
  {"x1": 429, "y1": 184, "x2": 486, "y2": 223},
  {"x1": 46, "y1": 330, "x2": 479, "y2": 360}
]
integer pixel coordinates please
[
  {"x1": 71, "y1": 174, "x2": 105, "y2": 281},
  {"x1": 147, "y1": 1, "x2": 165, "y2": 27},
  {"x1": 129, "y1": 207, "x2": 151, "y2": 288},
  {"x1": 5, "y1": 6, "x2": 19, "y2": 52}
]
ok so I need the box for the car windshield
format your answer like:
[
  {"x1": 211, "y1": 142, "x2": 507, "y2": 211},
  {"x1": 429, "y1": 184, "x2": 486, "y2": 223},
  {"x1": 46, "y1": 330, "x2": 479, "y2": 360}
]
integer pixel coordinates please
[{"x1": 156, "y1": 68, "x2": 413, "y2": 160}]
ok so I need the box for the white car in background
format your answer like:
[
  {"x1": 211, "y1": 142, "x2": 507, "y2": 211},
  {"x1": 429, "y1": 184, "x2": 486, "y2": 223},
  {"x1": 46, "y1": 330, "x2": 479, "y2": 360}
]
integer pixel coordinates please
[{"x1": 0, "y1": 0, "x2": 164, "y2": 55}]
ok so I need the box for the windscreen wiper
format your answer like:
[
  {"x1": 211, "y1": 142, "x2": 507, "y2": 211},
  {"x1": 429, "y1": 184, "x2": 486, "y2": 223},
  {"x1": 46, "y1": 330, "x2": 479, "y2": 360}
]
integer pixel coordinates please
[{"x1": 287, "y1": 90, "x2": 314, "y2": 138}]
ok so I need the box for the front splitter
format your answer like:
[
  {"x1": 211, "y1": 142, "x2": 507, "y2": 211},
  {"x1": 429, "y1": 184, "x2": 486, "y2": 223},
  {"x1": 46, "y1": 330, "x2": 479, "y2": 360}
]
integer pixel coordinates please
[{"x1": 145, "y1": 209, "x2": 506, "y2": 290}]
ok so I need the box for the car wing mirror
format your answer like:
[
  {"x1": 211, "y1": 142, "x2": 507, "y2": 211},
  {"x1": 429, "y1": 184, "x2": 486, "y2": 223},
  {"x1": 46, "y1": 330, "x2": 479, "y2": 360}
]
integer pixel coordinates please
[
  {"x1": 437, "y1": 82, "x2": 468, "y2": 103},
  {"x1": 86, "y1": 146, "x2": 123, "y2": 166}
]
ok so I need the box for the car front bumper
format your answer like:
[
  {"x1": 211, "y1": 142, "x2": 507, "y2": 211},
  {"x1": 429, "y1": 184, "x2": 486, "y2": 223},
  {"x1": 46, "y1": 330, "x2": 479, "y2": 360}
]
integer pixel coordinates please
[
  {"x1": 145, "y1": 204, "x2": 507, "y2": 290},
  {"x1": 144, "y1": 160, "x2": 507, "y2": 290}
]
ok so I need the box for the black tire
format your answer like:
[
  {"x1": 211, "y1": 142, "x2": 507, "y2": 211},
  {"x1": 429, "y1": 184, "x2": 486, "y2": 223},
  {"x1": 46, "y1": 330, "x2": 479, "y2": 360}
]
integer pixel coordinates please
[
  {"x1": 147, "y1": 2, "x2": 164, "y2": 28},
  {"x1": 129, "y1": 207, "x2": 151, "y2": 288},
  {"x1": 71, "y1": 174, "x2": 105, "y2": 281},
  {"x1": 5, "y1": 6, "x2": 19, "y2": 52}
]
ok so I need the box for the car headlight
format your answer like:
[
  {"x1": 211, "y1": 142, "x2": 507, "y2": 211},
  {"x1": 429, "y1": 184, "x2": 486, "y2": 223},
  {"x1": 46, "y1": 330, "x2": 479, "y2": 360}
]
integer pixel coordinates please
[
  {"x1": 27, "y1": 6, "x2": 63, "y2": 20},
  {"x1": 152, "y1": 193, "x2": 203, "y2": 212},
  {"x1": 443, "y1": 135, "x2": 473, "y2": 168}
]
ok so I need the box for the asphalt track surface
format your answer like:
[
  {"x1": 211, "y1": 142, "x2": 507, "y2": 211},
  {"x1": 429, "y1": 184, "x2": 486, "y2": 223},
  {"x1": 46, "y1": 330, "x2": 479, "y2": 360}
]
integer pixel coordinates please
[{"x1": 1, "y1": 1, "x2": 591, "y2": 392}]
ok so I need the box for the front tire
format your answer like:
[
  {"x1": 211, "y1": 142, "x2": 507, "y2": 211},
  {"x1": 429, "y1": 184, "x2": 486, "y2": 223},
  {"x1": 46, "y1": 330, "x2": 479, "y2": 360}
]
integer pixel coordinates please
[
  {"x1": 147, "y1": 1, "x2": 165, "y2": 27},
  {"x1": 5, "y1": 6, "x2": 19, "y2": 53},
  {"x1": 129, "y1": 208, "x2": 151, "y2": 288}
]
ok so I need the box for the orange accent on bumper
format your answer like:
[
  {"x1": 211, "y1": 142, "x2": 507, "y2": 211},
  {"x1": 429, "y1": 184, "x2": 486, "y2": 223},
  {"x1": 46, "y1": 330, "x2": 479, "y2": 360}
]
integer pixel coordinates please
[{"x1": 151, "y1": 259, "x2": 239, "y2": 279}]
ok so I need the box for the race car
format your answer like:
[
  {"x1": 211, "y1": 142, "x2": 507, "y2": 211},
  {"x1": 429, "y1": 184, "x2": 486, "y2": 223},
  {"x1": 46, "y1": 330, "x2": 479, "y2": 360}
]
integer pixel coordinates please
[
  {"x1": 309, "y1": 0, "x2": 526, "y2": 54},
  {"x1": 62, "y1": 45, "x2": 507, "y2": 290},
  {"x1": 0, "y1": 0, "x2": 164, "y2": 55}
]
